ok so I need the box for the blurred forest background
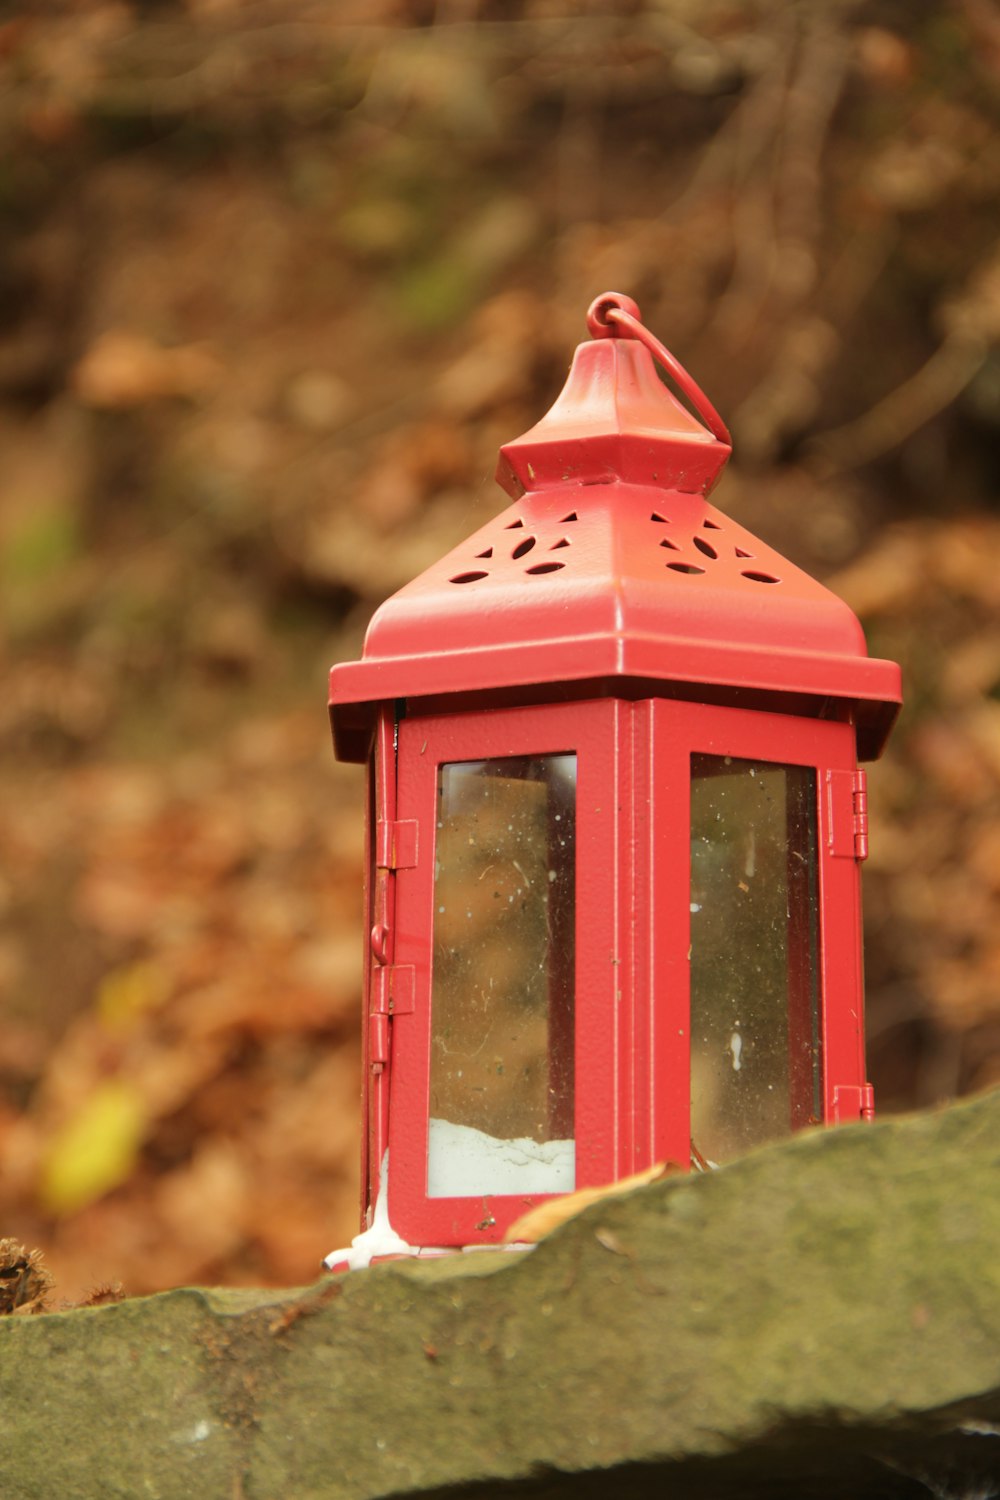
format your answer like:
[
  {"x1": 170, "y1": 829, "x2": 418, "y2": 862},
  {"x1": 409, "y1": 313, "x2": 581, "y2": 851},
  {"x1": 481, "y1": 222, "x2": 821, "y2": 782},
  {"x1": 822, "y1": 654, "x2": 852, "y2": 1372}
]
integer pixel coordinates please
[{"x1": 0, "y1": 0, "x2": 998, "y2": 1303}]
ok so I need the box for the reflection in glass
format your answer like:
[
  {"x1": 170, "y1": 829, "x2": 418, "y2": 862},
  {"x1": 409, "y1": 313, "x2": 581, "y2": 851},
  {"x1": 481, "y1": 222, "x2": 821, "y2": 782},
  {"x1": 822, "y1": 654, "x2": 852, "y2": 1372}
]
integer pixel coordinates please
[
  {"x1": 689, "y1": 755, "x2": 820, "y2": 1164},
  {"x1": 428, "y1": 754, "x2": 576, "y2": 1198}
]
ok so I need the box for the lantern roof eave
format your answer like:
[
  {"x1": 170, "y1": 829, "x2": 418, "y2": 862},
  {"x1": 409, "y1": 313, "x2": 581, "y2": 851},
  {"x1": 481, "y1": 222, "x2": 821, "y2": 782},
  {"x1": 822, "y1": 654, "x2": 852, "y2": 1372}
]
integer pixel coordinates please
[
  {"x1": 329, "y1": 483, "x2": 901, "y2": 763},
  {"x1": 330, "y1": 632, "x2": 900, "y2": 763}
]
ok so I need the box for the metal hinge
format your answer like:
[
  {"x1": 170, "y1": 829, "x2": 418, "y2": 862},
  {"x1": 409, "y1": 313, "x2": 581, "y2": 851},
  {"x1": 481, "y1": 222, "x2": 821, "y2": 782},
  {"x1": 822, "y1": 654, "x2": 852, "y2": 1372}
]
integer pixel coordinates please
[
  {"x1": 826, "y1": 768, "x2": 869, "y2": 861},
  {"x1": 368, "y1": 964, "x2": 415, "y2": 1065},
  {"x1": 375, "y1": 819, "x2": 418, "y2": 870},
  {"x1": 832, "y1": 1083, "x2": 875, "y2": 1123},
  {"x1": 371, "y1": 964, "x2": 415, "y2": 1017},
  {"x1": 852, "y1": 768, "x2": 869, "y2": 860}
]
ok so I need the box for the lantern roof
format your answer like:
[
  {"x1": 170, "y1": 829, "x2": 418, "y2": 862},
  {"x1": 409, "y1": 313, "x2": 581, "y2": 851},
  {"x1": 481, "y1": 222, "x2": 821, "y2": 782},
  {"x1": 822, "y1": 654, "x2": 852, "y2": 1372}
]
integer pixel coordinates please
[{"x1": 330, "y1": 294, "x2": 901, "y2": 762}]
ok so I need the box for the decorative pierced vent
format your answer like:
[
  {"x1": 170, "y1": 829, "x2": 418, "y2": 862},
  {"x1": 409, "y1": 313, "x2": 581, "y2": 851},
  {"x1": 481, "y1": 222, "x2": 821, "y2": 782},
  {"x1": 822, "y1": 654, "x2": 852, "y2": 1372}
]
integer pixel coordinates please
[
  {"x1": 650, "y1": 513, "x2": 781, "y2": 585},
  {"x1": 449, "y1": 509, "x2": 782, "y2": 588},
  {"x1": 449, "y1": 512, "x2": 578, "y2": 586}
]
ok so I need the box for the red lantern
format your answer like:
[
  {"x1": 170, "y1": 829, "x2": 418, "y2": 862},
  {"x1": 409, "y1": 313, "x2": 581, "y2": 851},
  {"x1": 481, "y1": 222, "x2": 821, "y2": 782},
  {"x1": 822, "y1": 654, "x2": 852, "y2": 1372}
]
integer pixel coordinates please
[{"x1": 324, "y1": 294, "x2": 901, "y2": 1270}]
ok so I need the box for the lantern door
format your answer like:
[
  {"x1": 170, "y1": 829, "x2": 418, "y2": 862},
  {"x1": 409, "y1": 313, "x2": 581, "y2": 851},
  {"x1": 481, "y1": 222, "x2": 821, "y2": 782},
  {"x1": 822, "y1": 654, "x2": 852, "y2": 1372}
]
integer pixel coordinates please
[
  {"x1": 386, "y1": 699, "x2": 630, "y2": 1246},
  {"x1": 640, "y1": 700, "x2": 866, "y2": 1173}
]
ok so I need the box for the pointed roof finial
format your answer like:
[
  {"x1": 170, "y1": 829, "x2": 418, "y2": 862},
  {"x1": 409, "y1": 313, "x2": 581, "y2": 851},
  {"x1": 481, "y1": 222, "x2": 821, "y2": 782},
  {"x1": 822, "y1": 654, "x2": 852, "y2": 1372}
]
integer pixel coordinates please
[{"x1": 496, "y1": 292, "x2": 732, "y2": 500}]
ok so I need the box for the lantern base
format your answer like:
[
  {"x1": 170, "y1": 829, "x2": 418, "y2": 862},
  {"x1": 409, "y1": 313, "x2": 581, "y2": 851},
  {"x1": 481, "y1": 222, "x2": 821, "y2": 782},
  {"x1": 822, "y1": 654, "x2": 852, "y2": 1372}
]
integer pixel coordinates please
[
  {"x1": 321, "y1": 1149, "x2": 535, "y2": 1274},
  {"x1": 323, "y1": 1243, "x2": 535, "y2": 1276}
]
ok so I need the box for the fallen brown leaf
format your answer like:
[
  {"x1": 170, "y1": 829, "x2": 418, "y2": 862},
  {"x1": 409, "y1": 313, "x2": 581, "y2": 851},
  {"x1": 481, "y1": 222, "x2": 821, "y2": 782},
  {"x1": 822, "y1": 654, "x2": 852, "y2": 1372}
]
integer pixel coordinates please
[{"x1": 503, "y1": 1161, "x2": 679, "y2": 1245}]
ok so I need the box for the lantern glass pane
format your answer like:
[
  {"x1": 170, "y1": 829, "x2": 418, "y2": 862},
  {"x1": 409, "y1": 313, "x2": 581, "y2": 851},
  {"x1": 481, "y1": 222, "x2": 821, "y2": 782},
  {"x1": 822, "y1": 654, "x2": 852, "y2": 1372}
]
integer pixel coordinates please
[
  {"x1": 428, "y1": 753, "x2": 576, "y2": 1198},
  {"x1": 689, "y1": 756, "x2": 820, "y2": 1165}
]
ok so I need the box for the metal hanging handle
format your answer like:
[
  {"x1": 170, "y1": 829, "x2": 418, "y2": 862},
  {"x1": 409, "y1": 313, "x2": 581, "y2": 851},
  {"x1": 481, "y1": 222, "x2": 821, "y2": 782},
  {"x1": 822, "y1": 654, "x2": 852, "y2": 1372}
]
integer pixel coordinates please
[{"x1": 586, "y1": 292, "x2": 732, "y2": 447}]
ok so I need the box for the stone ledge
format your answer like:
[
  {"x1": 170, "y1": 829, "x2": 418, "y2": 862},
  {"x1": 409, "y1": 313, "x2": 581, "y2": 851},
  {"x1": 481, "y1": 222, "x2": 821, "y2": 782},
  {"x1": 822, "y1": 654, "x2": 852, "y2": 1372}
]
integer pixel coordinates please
[{"x1": 2, "y1": 1089, "x2": 998, "y2": 1499}]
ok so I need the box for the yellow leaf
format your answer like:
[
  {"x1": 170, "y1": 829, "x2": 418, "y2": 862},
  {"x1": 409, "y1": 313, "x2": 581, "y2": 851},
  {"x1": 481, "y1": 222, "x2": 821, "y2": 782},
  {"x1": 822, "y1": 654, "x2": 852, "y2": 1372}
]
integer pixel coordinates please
[{"x1": 40, "y1": 1081, "x2": 146, "y2": 1216}]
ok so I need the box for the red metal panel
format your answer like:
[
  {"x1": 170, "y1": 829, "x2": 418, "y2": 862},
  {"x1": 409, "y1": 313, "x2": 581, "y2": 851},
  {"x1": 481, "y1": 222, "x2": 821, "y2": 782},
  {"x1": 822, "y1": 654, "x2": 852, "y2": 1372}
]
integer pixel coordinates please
[
  {"x1": 388, "y1": 699, "x2": 625, "y2": 1247},
  {"x1": 358, "y1": 748, "x2": 375, "y2": 1229},
  {"x1": 363, "y1": 706, "x2": 397, "y2": 1219},
  {"x1": 817, "y1": 786, "x2": 869, "y2": 1111},
  {"x1": 607, "y1": 699, "x2": 635, "y2": 1183},
  {"x1": 648, "y1": 701, "x2": 865, "y2": 1151},
  {"x1": 637, "y1": 699, "x2": 693, "y2": 1172}
]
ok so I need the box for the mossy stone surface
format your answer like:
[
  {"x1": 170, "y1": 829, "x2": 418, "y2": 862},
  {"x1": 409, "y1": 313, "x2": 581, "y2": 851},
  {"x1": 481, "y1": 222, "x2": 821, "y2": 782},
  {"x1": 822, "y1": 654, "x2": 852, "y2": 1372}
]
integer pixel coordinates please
[{"x1": 2, "y1": 1090, "x2": 999, "y2": 1498}]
